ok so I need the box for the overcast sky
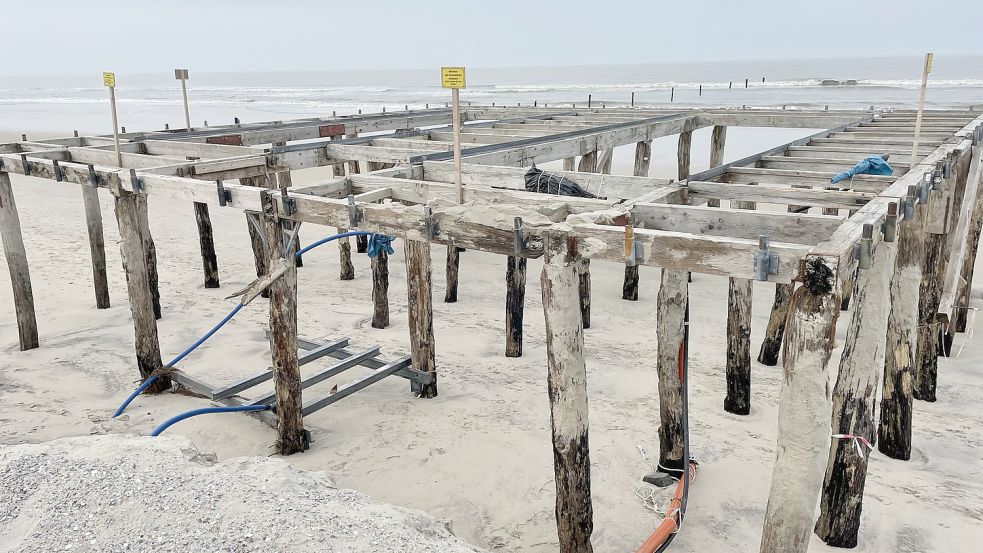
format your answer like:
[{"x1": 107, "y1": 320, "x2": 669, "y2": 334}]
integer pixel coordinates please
[{"x1": 5, "y1": 0, "x2": 982, "y2": 75}]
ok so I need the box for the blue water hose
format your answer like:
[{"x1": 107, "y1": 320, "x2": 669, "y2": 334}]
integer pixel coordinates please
[
  {"x1": 113, "y1": 230, "x2": 383, "y2": 419},
  {"x1": 150, "y1": 405, "x2": 272, "y2": 436},
  {"x1": 112, "y1": 303, "x2": 244, "y2": 418},
  {"x1": 295, "y1": 230, "x2": 372, "y2": 257}
]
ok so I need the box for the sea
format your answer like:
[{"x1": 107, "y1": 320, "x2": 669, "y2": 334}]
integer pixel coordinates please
[{"x1": 2, "y1": 55, "x2": 982, "y2": 136}]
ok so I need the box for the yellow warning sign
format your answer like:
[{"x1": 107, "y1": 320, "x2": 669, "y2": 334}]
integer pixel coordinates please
[
  {"x1": 925, "y1": 53, "x2": 934, "y2": 74},
  {"x1": 103, "y1": 72, "x2": 116, "y2": 88},
  {"x1": 441, "y1": 67, "x2": 466, "y2": 89}
]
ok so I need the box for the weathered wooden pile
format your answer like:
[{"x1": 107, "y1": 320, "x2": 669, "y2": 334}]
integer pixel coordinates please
[{"x1": 1, "y1": 105, "x2": 981, "y2": 553}]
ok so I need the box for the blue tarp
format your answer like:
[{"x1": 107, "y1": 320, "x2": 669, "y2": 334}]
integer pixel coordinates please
[{"x1": 830, "y1": 156, "x2": 893, "y2": 184}]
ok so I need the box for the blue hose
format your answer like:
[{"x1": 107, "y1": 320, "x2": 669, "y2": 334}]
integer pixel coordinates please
[
  {"x1": 113, "y1": 229, "x2": 377, "y2": 419},
  {"x1": 295, "y1": 230, "x2": 372, "y2": 257},
  {"x1": 112, "y1": 303, "x2": 244, "y2": 418},
  {"x1": 150, "y1": 405, "x2": 271, "y2": 436}
]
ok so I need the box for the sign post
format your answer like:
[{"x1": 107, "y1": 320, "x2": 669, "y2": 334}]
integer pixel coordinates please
[
  {"x1": 103, "y1": 72, "x2": 122, "y2": 167},
  {"x1": 911, "y1": 52, "x2": 933, "y2": 164},
  {"x1": 175, "y1": 68, "x2": 192, "y2": 130},
  {"x1": 441, "y1": 66, "x2": 466, "y2": 204}
]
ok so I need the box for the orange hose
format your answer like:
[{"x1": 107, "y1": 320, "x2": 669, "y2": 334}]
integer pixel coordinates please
[{"x1": 634, "y1": 462, "x2": 697, "y2": 553}]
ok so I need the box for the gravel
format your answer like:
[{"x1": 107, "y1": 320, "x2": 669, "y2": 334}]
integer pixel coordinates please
[{"x1": 0, "y1": 435, "x2": 485, "y2": 553}]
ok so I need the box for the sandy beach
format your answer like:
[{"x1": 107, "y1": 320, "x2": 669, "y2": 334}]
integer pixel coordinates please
[{"x1": 1, "y1": 122, "x2": 982, "y2": 553}]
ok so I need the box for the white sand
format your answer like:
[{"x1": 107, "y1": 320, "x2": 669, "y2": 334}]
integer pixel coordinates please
[{"x1": 2, "y1": 129, "x2": 983, "y2": 552}]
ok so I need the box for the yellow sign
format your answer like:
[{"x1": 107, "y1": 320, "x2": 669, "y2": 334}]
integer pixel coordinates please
[
  {"x1": 441, "y1": 66, "x2": 466, "y2": 89},
  {"x1": 103, "y1": 72, "x2": 116, "y2": 88},
  {"x1": 925, "y1": 53, "x2": 934, "y2": 74}
]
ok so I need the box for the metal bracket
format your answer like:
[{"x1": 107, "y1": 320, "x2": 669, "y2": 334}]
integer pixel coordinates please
[
  {"x1": 51, "y1": 160, "x2": 63, "y2": 182},
  {"x1": 20, "y1": 154, "x2": 30, "y2": 176},
  {"x1": 513, "y1": 217, "x2": 525, "y2": 256},
  {"x1": 941, "y1": 158, "x2": 952, "y2": 180},
  {"x1": 753, "y1": 235, "x2": 780, "y2": 281},
  {"x1": 919, "y1": 173, "x2": 932, "y2": 202},
  {"x1": 277, "y1": 187, "x2": 296, "y2": 216},
  {"x1": 129, "y1": 168, "x2": 143, "y2": 193},
  {"x1": 424, "y1": 206, "x2": 439, "y2": 239},
  {"x1": 87, "y1": 164, "x2": 99, "y2": 188},
  {"x1": 624, "y1": 220, "x2": 642, "y2": 266},
  {"x1": 857, "y1": 223, "x2": 875, "y2": 269},
  {"x1": 282, "y1": 221, "x2": 303, "y2": 258},
  {"x1": 216, "y1": 180, "x2": 231, "y2": 206},
  {"x1": 883, "y1": 202, "x2": 898, "y2": 242},
  {"x1": 245, "y1": 212, "x2": 268, "y2": 249},
  {"x1": 347, "y1": 194, "x2": 363, "y2": 227}
]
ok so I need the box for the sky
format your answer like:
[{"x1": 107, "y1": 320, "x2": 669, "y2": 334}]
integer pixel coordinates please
[{"x1": 3, "y1": 0, "x2": 982, "y2": 76}]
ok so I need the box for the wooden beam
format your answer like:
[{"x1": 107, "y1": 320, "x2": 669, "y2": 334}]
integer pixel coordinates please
[
  {"x1": 0, "y1": 171, "x2": 39, "y2": 350},
  {"x1": 541, "y1": 233, "x2": 593, "y2": 553},
  {"x1": 632, "y1": 203, "x2": 841, "y2": 245},
  {"x1": 688, "y1": 181, "x2": 874, "y2": 209}
]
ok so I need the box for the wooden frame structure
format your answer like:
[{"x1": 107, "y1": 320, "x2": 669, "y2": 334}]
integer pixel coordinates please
[{"x1": 2, "y1": 104, "x2": 981, "y2": 552}]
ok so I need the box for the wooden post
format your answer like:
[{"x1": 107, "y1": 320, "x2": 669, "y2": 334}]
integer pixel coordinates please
[
  {"x1": 194, "y1": 202, "x2": 220, "y2": 288},
  {"x1": 815, "y1": 221, "x2": 897, "y2": 547},
  {"x1": 444, "y1": 245, "x2": 460, "y2": 302},
  {"x1": 331, "y1": 160, "x2": 355, "y2": 281},
  {"x1": 452, "y1": 86, "x2": 463, "y2": 203},
  {"x1": 657, "y1": 268, "x2": 687, "y2": 475},
  {"x1": 371, "y1": 248, "x2": 390, "y2": 329},
  {"x1": 540, "y1": 233, "x2": 593, "y2": 553},
  {"x1": 955, "y1": 188, "x2": 983, "y2": 332},
  {"x1": 879, "y1": 200, "x2": 925, "y2": 460},
  {"x1": 136, "y1": 195, "x2": 161, "y2": 320},
  {"x1": 621, "y1": 141, "x2": 652, "y2": 302},
  {"x1": 114, "y1": 192, "x2": 169, "y2": 392},
  {"x1": 80, "y1": 185, "x2": 110, "y2": 308},
  {"x1": 724, "y1": 194, "x2": 755, "y2": 414},
  {"x1": 241, "y1": 175, "x2": 271, "y2": 298},
  {"x1": 337, "y1": 228, "x2": 355, "y2": 280},
  {"x1": 757, "y1": 284, "x2": 794, "y2": 366},
  {"x1": 759, "y1": 259, "x2": 838, "y2": 553},
  {"x1": 405, "y1": 239, "x2": 437, "y2": 398},
  {"x1": 757, "y1": 198, "x2": 808, "y2": 365},
  {"x1": 260, "y1": 191, "x2": 304, "y2": 455},
  {"x1": 597, "y1": 147, "x2": 614, "y2": 175},
  {"x1": 677, "y1": 130, "x2": 693, "y2": 181},
  {"x1": 0, "y1": 171, "x2": 39, "y2": 350},
  {"x1": 505, "y1": 255, "x2": 527, "y2": 357},
  {"x1": 562, "y1": 157, "x2": 575, "y2": 171},
  {"x1": 276, "y1": 170, "x2": 303, "y2": 268},
  {"x1": 910, "y1": 53, "x2": 933, "y2": 164},
  {"x1": 708, "y1": 126, "x2": 727, "y2": 208},
  {"x1": 577, "y1": 151, "x2": 597, "y2": 173}
]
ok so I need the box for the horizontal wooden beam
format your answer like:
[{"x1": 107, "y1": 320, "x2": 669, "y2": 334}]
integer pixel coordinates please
[
  {"x1": 718, "y1": 167, "x2": 894, "y2": 191},
  {"x1": 571, "y1": 223, "x2": 810, "y2": 282},
  {"x1": 687, "y1": 181, "x2": 874, "y2": 209},
  {"x1": 421, "y1": 161, "x2": 677, "y2": 202},
  {"x1": 632, "y1": 203, "x2": 842, "y2": 244}
]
